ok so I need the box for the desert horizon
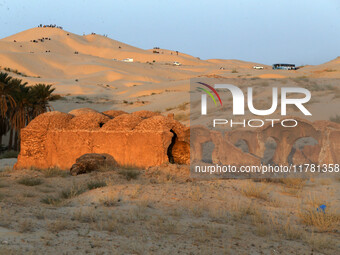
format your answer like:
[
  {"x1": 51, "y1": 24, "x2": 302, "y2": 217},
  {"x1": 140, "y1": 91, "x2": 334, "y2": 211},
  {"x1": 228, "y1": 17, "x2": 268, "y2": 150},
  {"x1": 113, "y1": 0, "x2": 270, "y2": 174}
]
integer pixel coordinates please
[{"x1": 1, "y1": 26, "x2": 340, "y2": 127}]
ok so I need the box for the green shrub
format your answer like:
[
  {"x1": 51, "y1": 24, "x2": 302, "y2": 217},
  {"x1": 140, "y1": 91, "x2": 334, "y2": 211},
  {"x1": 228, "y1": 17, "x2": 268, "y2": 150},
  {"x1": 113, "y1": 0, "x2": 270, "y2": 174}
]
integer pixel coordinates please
[
  {"x1": 60, "y1": 184, "x2": 86, "y2": 199},
  {"x1": 18, "y1": 177, "x2": 42, "y2": 186},
  {"x1": 40, "y1": 196, "x2": 61, "y2": 205},
  {"x1": 87, "y1": 180, "x2": 107, "y2": 190},
  {"x1": 118, "y1": 166, "x2": 140, "y2": 181},
  {"x1": 0, "y1": 150, "x2": 18, "y2": 159},
  {"x1": 41, "y1": 183, "x2": 86, "y2": 205}
]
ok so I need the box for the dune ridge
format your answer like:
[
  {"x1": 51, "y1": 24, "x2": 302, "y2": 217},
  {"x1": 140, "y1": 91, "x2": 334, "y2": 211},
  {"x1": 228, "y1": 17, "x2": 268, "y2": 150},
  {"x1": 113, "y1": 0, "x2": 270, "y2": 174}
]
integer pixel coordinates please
[{"x1": 0, "y1": 27, "x2": 339, "y2": 117}]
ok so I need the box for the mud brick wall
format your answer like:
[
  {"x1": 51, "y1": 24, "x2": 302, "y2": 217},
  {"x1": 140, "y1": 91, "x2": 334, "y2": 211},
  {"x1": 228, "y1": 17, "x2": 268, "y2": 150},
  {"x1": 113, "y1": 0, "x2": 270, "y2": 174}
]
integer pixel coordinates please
[{"x1": 15, "y1": 109, "x2": 190, "y2": 170}]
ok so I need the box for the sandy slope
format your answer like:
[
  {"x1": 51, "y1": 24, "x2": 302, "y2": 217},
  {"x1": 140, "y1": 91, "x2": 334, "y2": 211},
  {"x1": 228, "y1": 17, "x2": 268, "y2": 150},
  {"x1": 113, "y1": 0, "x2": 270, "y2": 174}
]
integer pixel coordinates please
[
  {"x1": 0, "y1": 27, "x2": 339, "y2": 119},
  {"x1": 0, "y1": 164, "x2": 338, "y2": 254}
]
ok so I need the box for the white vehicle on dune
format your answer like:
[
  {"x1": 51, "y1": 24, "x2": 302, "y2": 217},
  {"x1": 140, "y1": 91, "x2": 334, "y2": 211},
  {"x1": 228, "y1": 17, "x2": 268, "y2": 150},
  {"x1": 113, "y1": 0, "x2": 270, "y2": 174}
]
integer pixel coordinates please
[
  {"x1": 253, "y1": 65, "x2": 264, "y2": 70},
  {"x1": 173, "y1": 61, "x2": 181, "y2": 66},
  {"x1": 122, "y1": 58, "x2": 133, "y2": 62}
]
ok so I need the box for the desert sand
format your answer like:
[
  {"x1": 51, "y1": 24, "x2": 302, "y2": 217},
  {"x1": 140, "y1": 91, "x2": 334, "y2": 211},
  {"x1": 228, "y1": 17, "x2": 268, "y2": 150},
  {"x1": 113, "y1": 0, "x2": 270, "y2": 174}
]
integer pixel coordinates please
[
  {"x1": 1, "y1": 27, "x2": 339, "y2": 125},
  {"x1": 0, "y1": 27, "x2": 339, "y2": 254},
  {"x1": 0, "y1": 162, "x2": 339, "y2": 254}
]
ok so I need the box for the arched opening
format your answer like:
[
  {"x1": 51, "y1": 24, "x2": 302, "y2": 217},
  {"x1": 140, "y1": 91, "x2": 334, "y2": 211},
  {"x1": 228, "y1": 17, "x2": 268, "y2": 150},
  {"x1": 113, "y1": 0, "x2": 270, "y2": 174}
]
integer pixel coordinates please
[
  {"x1": 201, "y1": 141, "x2": 215, "y2": 163},
  {"x1": 167, "y1": 130, "x2": 190, "y2": 164},
  {"x1": 287, "y1": 137, "x2": 318, "y2": 164},
  {"x1": 167, "y1": 129, "x2": 177, "y2": 164},
  {"x1": 262, "y1": 137, "x2": 277, "y2": 164},
  {"x1": 234, "y1": 139, "x2": 249, "y2": 153}
]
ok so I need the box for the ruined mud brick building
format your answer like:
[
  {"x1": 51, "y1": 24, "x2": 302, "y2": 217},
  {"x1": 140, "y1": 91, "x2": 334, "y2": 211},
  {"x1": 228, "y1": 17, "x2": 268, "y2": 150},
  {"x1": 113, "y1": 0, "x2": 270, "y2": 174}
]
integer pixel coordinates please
[{"x1": 15, "y1": 109, "x2": 190, "y2": 169}]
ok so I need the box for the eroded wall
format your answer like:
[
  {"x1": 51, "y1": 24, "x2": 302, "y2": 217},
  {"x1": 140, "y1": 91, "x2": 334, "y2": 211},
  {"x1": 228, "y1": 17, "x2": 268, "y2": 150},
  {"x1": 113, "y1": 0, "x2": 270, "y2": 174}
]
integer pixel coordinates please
[{"x1": 15, "y1": 109, "x2": 189, "y2": 169}]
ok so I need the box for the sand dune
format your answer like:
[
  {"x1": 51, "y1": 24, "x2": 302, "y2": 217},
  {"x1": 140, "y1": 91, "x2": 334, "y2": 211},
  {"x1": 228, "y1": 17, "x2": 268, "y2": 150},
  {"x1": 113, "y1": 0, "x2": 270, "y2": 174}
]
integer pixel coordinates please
[
  {"x1": 0, "y1": 27, "x2": 339, "y2": 117},
  {"x1": 302, "y1": 57, "x2": 340, "y2": 78}
]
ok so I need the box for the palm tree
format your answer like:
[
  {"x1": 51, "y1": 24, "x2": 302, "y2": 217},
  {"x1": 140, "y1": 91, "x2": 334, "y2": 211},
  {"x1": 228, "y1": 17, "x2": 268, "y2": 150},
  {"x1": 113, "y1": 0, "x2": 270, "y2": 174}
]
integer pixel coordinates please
[
  {"x1": 28, "y1": 84, "x2": 55, "y2": 120},
  {"x1": 0, "y1": 72, "x2": 56, "y2": 151},
  {"x1": 11, "y1": 83, "x2": 55, "y2": 150},
  {"x1": 0, "y1": 72, "x2": 16, "y2": 118},
  {"x1": 9, "y1": 80, "x2": 29, "y2": 150},
  {"x1": 0, "y1": 72, "x2": 17, "y2": 148},
  {"x1": 0, "y1": 117, "x2": 9, "y2": 148}
]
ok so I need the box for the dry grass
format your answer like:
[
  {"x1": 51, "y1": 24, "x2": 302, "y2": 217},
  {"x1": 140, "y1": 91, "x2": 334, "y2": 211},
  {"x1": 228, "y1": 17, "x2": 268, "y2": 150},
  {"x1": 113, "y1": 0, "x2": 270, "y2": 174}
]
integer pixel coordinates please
[
  {"x1": 41, "y1": 182, "x2": 86, "y2": 205},
  {"x1": 229, "y1": 200, "x2": 261, "y2": 221},
  {"x1": 189, "y1": 186, "x2": 203, "y2": 201},
  {"x1": 59, "y1": 183, "x2": 86, "y2": 199},
  {"x1": 118, "y1": 167, "x2": 140, "y2": 180},
  {"x1": 303, "y1": 192, "x2": 327, "y2": 208},
  {"x1": 100, "y1": 192, "x2": 122, "y2": 207},
  {"x1": 18, "y1": 219, "x2": 34, "y2": 233},
  {"x1": 72, "y1": 208, "x2": 97, "y2": 223},
  {"x1": 250, "y1": 212, "x2": 303, "y2": 240},
  {"x1": 165, "y1": 106, "x2": 175, "y2": 111},
  {"x1": 304, "y1": 232, "x2": 337, "y2": 252},
  {"x1": 42, "y1": 167, "x2": 70, "y2": 178},
  {"x1": 177, "y1": 102, "x2": 189, "y2": 111},
  {"x1": 87, "y1": 179, "x2": 107, "y2": 190},
  {"x1": 280, "y1": 178, "x2": 306, "y2": 196},
  {"x1": 281, "y1": 178, "x2": 306, "y2": 189},
  {"x1": 151, "y1": 215, "x2": 179, "y2": 234},
  {"x1": 324, "y1": 68, "x2": 336, "y2": 72},
  {"x1": 129, "y1": 184, "x2": 143, "y2": 199},
  {"x1": 268, "y1": 215, "x2": 304, "y2": 240},
  {"x1": 34, "y1": 209, "x2": 45, "y2": 220},
  {"x1": 190, "y1": 204, "x2": 205, "y2": 218},
  {"x1": 47, "y1": 219, "x2": 74, "y2": 233},
  {"x1": 0, "y1": 166, "x2": 12, "y2": 175},
  {"x1": 0, "y1": 164, "x2": 338, "y2": 254},
  {"x1": 278, "y1": 217, "x2": 303, "y2": 240},
  {"x1": 239, "y1": 181, "x2": 269, "y2": 201},
  {"x1": 298, "y1": 206, "x2": 340, "y2": 232},
  {"x1": 268, "y1": 197, "x2": 282, "y2": 208},
  {"x1": 40, "y1": 196, "x2": 61, "y2": 205},
  {"x1": 169, "y1": 207, "x2": 184, "y2": 218},
  {"x1": 97, "y1": 163, "x2": 116, "y2": 172},
  {"x1": 17, "y1": 177, "x2": 43, "y2": 186}
]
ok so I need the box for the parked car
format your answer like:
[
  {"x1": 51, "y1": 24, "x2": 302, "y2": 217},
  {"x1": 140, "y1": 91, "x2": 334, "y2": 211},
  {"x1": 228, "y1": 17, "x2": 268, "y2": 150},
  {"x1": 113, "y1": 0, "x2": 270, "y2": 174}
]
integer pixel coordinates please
[
  {"x1": 253, "y1": 65, "x2": 264, "y2": 70},
  {"x1": 122, "y1": 58, "x2": 133, "y2": 62},
  {"x1": 173, "y1": 61, "x2": 181, "y2": 66}
]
